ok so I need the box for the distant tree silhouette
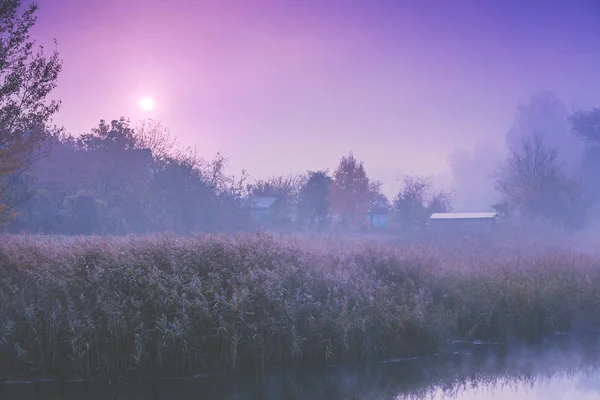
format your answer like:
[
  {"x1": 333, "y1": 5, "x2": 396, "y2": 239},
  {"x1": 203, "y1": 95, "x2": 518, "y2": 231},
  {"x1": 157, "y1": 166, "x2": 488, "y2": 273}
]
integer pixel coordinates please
[
  {"x1": 366, "y1": 180, "x2": 391, "y2": 231},
  {"x1": 7, "y1": 115, "x2": 249, "y2": 235},
  {"x1": 495, "y1": 133, "x2": 589, "y2": 229},
  {"x1": 298, "y1": 170, "x2": 332, "y2": 230},
  {"x1": 569, "y1": 108, "x2": 600, "y2": 210},
  {"x1": 569, "y1": 108, "x2": 600, "y2": 144},
  {"x1": 247, "y1": 175, "x2": 305, "y2": 229},
  {"x1": 329, "y1": 152, "x2": 374, "y2": 230},
  {"x1": 77, "y1": 118, "x2": 137, "y2": 151},
  {"x1": 392, "y1": 175, "x2": 452, "y2": 230}
]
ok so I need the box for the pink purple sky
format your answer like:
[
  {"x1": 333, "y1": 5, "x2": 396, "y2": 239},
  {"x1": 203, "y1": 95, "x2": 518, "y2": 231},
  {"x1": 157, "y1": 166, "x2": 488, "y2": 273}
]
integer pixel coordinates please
[{"x1": 32, "y1": 0, "x2": 600, "y2": 198}]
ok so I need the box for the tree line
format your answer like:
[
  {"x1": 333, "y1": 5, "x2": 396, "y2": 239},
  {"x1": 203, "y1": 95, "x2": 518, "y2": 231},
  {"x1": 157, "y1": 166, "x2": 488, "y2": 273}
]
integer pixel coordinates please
[
  {"x1": 1, "y1": 1, "x2": 599, "y2": 235},
  {"x1": 2, "y1": 116, "x2": 453, "y2": 235}
]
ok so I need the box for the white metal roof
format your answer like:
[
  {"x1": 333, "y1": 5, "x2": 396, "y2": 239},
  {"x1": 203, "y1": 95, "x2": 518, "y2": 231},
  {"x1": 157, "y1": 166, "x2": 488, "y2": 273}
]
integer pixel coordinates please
[
  {"x1": 251, "y1": 197, "x2": 278, "y2": 209},
  {"x1": 430, "y1": 212, "x2": 497, "y2": 220}
]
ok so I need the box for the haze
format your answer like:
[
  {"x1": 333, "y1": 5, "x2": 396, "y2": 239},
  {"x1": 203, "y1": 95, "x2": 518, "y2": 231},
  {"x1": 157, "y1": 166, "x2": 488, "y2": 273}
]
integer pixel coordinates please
[{"x1": 31, "y1": 0, "x2": 600, "y2": 201}]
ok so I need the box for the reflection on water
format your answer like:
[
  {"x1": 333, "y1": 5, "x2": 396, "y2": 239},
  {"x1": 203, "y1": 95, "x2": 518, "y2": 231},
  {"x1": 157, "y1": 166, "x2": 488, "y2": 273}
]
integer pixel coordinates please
[
  {"x1": 3, "y1": 339, "x2": 600, "y2": 399},
  {"x1": 426, "y1": 368, "x2": 600, "y2": 400}
]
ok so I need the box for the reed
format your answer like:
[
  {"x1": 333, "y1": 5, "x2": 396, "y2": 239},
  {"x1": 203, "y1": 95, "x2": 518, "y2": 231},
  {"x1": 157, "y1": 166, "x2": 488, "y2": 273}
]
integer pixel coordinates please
[{"x1": 0, "y1": 232, "x2": 599, "y2": 378}]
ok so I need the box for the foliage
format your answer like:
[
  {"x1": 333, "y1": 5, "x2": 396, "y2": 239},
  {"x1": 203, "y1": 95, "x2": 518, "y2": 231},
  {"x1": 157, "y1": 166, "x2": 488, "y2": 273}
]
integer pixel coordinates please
[
  {"x1": 77, "y1": 118, "x2": 136, "y2": 151},
  {"x1": 569, "y1": 108, "x2": 600, "y2": 144},
  {"x1": 6, "y1": 118, "x2": 249, "y2": 235},
  {"x1": 491, "y1": 200, "x2": 511, "y2": 219},
  {"x1": 569, "y1": 108, "x2": 600, "y2": 211},
  {"x1": 1, "y1": 233, "x2": 600, "y2": 378},
  {"x1": 297, "y1": 170, "x2": 332, "y2": 230},
  {"x1": 247, "y1": 175, "x2": 305, "y2": 229},
  {"x1": 368, "y1": 181, "x2": 390, "y2": 214},
  {"x1": 329, "y1": 152, "x2": 374, "y2": 230},
  {"x1": 62, "y1": 190, "x2": 102, "y2": 234},
  {"x1": 392, "y1": 175, "x2": 452, "y2": 229},
  {"x1": 0, "y1": 1, "x2": 62, "y2": 224}
]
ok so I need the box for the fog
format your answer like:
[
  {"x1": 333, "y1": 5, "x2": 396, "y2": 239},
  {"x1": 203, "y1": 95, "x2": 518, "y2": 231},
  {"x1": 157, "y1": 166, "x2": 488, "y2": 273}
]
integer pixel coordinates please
[
  {"x1": 7, "y1": 1, "x2": 596, "y2": 237},
  {"x1": 5, "y1": 334, "x2": 600, "y2": 399},
  {"x1": 4, "y1": 1, "x2": 600, "y2": 399},
  {"x1": 449, "y1": 140, "x2": 503, "y2": 212},
  {"x1": 4, "y1": 88, "x2": 599, "y2": 238},
  {"x1": 29, "y1": 0, "x2": 600, "y2": 192},
  {"x1": 448, "y1": 90, "x2": 593, "y2": 217}
]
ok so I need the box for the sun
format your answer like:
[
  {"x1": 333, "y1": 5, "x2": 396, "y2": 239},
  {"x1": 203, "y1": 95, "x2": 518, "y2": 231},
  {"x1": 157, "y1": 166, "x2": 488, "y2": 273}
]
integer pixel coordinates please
[{"x1": 139, "y1": 96, "x2": 155, "y2": 112}]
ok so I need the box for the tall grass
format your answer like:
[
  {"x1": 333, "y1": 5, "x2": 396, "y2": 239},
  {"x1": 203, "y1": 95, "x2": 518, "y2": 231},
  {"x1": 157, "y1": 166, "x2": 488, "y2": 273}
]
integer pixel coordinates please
[{"x1": 0, "y1": 232, "x2": 599, "y2": 379}]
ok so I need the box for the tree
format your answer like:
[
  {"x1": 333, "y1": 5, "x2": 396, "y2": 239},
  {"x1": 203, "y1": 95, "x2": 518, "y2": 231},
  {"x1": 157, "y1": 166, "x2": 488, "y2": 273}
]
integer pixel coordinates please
[
  {"x1": 495, "y1": 133, "x2": 589, "y2": 229},
  {"x1": 134, "y1": 118, "x2": 178, "y2": 162},
  {"x1": 392, "y1": 175, "x2": 452, "y2": 230},
  {"x1": 506, "y1": 90, "x2": 582, "y2": 173},
  {"x1": 491, "y1": 200, "x2": 511, "y2": 219},
  {"x1": 569, "y1": 108, "x2": 600, "y2": 144},
  {"x1": 568, "y1": 108, "x2": 600, "y2": 207},
  {"x1": 298, "y1": 170, "x2": 332, "y2": 230},
  {"x1": 329, "y1": 152, "x2": 374, "y2": 230},
  {"x1": 77, "y1": 118, "x2": 136, "y2": 151},
  {"x1": 368, "y1": 180, "x2": 390, "y2": 214},
  {"x1": 147, "y1": 148, "x2": 247, "y2": 234},
  {"x1": 0, "y1": 1, "x2": 62, "y2": 224},
  {"x1": 73, "y1": 119, "x2": 154, "y2": 233},
  {"x1": 7, "y1": 114, "x2": 250, "y2": 235},
  {"x1": 366, "y1": 180, "x2": 390, "y2": 231},
  {"x1": 247, "y1": 174, "x2": 305, "y2": 230},
  {"x1": 62, "y1": 190, "x2": 102, "y2": 235}
]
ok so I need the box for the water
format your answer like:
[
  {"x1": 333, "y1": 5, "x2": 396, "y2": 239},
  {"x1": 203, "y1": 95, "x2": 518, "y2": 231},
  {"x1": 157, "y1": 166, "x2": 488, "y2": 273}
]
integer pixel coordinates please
[{"x1": 3, "y1": 339, "x2": 600, "y2": 399}]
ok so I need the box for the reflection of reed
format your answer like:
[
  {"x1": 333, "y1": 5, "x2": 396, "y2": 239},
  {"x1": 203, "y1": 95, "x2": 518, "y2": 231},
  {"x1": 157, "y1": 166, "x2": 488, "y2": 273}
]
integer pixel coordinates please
[{"x1": 4, "y1": 340, "x2": 600, "y2": 399}]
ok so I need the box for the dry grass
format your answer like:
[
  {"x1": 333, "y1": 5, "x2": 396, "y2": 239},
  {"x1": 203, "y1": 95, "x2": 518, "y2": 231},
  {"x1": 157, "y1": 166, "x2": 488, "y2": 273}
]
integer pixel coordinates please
[{"x1": 0, "y1": 232, "x2": 599, "y2": 379}]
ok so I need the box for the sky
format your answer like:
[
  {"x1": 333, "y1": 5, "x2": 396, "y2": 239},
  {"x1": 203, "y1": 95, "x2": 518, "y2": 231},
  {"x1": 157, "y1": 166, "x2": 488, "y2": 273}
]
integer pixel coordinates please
[{"x1": 31, "y1": 0, "x2": 600, "y2": 200}]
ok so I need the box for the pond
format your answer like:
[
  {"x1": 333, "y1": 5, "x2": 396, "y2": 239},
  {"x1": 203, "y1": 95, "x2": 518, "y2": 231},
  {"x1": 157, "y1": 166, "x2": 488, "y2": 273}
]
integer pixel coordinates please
[{"x1": 3, "y1": 337, "x2": 600, "y2": 399}]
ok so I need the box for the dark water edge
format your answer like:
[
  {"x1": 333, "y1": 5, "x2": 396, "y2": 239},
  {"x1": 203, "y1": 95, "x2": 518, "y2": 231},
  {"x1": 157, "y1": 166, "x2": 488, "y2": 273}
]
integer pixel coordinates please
[{"x1": 3, "y1": 336, "x2": 600, "y2": 400}]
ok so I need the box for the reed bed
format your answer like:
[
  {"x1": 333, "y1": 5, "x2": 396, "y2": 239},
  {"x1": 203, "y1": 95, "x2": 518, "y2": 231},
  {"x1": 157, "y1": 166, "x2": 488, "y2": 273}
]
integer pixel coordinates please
[{"x1": 0, "y1": 232, "x2": 599, "y2": 379}]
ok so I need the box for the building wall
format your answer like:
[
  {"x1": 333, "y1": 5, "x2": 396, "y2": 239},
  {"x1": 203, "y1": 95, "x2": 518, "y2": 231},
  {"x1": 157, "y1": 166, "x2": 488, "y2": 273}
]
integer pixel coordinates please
[{"x1": 430, "y1": 218, "x2": 496, "y2": 234}]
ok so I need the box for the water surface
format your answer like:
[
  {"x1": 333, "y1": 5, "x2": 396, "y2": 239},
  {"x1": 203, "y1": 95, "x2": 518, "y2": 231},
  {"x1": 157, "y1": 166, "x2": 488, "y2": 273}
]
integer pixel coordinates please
[{"x1": 3, "y1": 339, "x2": 600, "y2": 399}]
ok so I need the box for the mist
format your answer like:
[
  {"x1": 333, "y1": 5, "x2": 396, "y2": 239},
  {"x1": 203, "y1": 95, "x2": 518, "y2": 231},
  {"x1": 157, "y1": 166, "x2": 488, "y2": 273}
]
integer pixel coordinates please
[
  {"x1": 4, "y1": 1, "x2": 600, "y2": 399},
  {"x1": 449, "y1": 141, "x2": 503, "y2": 212}
]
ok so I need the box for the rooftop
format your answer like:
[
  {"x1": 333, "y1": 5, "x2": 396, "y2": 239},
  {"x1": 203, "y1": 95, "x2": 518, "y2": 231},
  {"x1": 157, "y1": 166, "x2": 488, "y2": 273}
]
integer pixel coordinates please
[
  {"x1": 430, "y1": 212, "x2": 497, "y2": 220},
  {"x1": 251, "y1": 197, "x2": 278, "y2": 209}
]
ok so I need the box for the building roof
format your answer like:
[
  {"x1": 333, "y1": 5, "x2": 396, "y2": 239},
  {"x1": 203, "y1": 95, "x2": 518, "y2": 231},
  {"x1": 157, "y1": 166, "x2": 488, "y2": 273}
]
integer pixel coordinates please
[
  {"x1": 430, "y1": 212, "x2": 497, "y2": 220},
  {"x1": 251, "y1": 197, "x2": 278, "y2": 209}
]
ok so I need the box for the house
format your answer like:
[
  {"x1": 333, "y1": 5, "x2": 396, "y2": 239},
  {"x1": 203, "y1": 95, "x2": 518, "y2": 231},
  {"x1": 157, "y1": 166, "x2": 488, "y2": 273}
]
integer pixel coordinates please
[
  {"x1": 366, "y1": 209, "x2": 390, "y2": 230},
  {"x1": 429, "y1": 212, "x2": 497, "y2": 234},
  {"x1": 250, "y1": 197, "x2": 279, "y2": 222}
]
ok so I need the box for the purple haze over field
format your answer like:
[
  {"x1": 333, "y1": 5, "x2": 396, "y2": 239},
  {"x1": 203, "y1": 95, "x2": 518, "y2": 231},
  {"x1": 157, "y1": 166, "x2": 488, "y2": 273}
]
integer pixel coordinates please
[{"x1": 31, "y1": 0, "x2": 600, "y2": 205}]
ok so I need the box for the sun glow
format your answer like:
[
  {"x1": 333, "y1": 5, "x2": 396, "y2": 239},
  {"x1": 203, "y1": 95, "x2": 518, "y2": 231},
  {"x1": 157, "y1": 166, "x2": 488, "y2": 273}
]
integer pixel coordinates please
[{"x1": 139, "y1": 97, "x2": 155, "y2": 112}]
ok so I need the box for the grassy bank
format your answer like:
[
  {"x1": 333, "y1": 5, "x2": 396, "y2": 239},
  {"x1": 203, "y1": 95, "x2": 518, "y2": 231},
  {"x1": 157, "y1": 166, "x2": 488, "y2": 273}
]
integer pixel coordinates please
[{"x1": 0, "y1": 233, "x2": 599, "y2": 379}]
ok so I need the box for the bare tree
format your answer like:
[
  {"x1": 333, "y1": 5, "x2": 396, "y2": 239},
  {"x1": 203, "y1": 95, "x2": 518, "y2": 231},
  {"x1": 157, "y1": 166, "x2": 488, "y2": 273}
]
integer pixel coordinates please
[
  {"x1": 134, "y1": 119, "x2": 178, "y2": 162},
  {"x1": 495, "y1": 133, "x2": 590, "y2": 229}
]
